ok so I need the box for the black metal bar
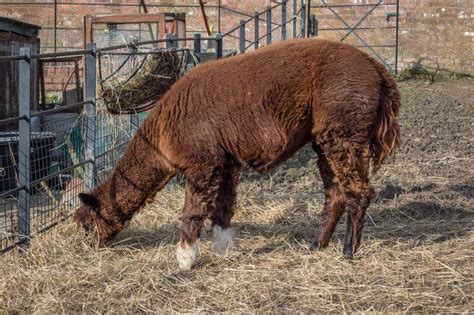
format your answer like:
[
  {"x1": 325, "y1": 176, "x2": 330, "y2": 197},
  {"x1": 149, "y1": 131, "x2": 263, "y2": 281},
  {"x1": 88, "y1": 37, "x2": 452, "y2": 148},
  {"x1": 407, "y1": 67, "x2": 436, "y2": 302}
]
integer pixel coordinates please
[
  {"x1": 54, "y1": 0, "x2": 57, "y2": 53},
  {"x1": 216, "y1": 33, "x2": 223, "y2": 59},
  {"x1": 395, "y1": 0, "x2": 400, "y2": 74},
  {"x1": 166, "y1": 34, "x2": 174, "y2": 49},
  {"x1": 281, "y1": 0, "x2": 287, "y2": 40},
  {"x1": 218, "y1": 0, "x2": 221, "y2": 33},
  {"x1": 30, "y1": 101, "x2": 89, "y2": 118},
  {"x1": 84, "y1": 43, "x2": 97, "y2": 191},
  {"x1": 254, "y1": 11, "x2": 260, "y2": 49},
  {"x1": 0, "y1": 115, "x2": 27, "y2": 127},
  {"x1": 301, "y1": 0, "x2": 306, "y2": 37},
  {"x1": 306, "y1": 0, "x2": 311, "y2": 38},
  {"x1": 17, "y1": 47, "x2": 32, "y2": 249},
  {"x1": 239, "y1": 20, "x2": 246, "y2": 53},
  {"x1": 266, "y1": 6, "x2": 272, "y2": 45},
  {"x1": 0, "y1": 55, "x2": 28, "y2": 62},
  {"x1": 194, "y1": 33, "x2": 202, "y2": 63},
  {"x1": 292, "y1": 0, "x2": 297, "y2": 38}
]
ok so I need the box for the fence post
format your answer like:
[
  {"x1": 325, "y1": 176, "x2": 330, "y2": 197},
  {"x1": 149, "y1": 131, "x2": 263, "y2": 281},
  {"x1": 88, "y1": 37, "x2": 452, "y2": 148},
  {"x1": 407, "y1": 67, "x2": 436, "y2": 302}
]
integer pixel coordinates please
[
  {"x1": 166, "y1": 34, "x2": 174, "y2": 49},
  {"x1": 301, "y1": 0, "x2": 306, "y2": 37},
  {"x1": 17, "y1": 47, "x2": 31, "y2": 248},
  {"x1": 254, "y1": 11, "x2": 259, "y2": 49},
  {"x1": 193, "y1": 33, "x2": 201, "y2": 62},
  {"x1": 239, "y1": 20, "x2": 246, "y2": 53},
  {"x1": 266, "y1": 6, "x2": 272, "y2": 45},
  {"x1": 305, "y1": 0, "x2": 312, "y2": 38},
  {"x1": 292, "y1": 0, "x2": 297, "y2": 38},
  {"x1": 281, "y1": 0, "x2": 287, "y2": 40},
  {"x1": 215, "y1": 33, "x2": 223, "y2": 59},
  {"x1": 84, "y1": 43, "x2": 97, "y2": 191}
]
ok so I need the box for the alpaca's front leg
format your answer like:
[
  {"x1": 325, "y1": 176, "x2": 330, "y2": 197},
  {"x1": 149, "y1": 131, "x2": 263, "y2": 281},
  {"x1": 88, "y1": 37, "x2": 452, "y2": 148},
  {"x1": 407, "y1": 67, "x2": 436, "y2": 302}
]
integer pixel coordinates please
[{"x1": 177, "y1": 166, "x2": 233, "y2": 270}]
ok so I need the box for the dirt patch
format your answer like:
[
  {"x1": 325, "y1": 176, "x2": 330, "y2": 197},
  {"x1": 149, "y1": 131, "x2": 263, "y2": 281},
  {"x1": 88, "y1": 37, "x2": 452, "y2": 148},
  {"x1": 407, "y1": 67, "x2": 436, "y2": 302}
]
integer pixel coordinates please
[{"x1": 1, "y1": 79, "x2": 473, "y2": 313}]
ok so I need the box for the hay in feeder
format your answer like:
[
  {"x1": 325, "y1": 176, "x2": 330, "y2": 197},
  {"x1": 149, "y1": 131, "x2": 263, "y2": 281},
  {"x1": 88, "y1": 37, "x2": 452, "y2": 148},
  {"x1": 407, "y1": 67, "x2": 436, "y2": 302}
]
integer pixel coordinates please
[{"x1": 98, "y1": 49, "x2": 195, "y2": 114}]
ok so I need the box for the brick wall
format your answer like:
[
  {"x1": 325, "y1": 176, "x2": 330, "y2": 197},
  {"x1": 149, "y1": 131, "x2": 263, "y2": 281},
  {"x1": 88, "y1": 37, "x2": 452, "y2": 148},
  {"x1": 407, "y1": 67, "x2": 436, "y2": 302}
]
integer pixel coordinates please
[{"x1": 1, "y1": 0, "x2": 472, "y2": 84}]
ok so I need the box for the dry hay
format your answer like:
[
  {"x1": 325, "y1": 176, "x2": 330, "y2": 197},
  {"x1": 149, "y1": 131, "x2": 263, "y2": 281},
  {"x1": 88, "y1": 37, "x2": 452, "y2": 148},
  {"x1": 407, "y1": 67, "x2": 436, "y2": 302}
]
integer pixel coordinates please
[
  {"x1": 98, "y1": 49, "x2": 194, "y2": 114},
  {"x1": 0, "y1": 79, "x2": 473, "y2": 312}
]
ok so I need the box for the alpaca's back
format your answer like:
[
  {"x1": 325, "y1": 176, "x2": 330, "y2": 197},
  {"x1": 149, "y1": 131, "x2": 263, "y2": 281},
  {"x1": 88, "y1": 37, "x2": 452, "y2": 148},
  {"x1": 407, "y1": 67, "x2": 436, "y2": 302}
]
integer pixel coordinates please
[{"x1": 153, "y1": 39, "x2": 385, "y2": 172}]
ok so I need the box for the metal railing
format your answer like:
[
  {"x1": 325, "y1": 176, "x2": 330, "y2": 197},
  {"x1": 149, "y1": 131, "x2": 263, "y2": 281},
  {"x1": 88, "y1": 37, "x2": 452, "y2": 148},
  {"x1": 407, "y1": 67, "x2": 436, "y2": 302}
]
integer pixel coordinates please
[{"x1": 0, "y1": 33, "x2": 230, "y2": 253}]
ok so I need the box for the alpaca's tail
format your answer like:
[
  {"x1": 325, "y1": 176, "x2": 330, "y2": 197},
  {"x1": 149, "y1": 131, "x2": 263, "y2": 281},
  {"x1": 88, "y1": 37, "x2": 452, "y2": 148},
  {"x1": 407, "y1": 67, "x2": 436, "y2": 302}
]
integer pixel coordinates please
[{"x1": 368, "y1": 59, "x2": 401, "y2": 173}]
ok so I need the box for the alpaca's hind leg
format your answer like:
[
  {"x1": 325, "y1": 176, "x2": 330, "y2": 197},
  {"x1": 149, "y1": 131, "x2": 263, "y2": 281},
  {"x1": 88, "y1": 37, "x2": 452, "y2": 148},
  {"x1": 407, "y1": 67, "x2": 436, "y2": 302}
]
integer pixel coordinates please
[
  {"x1": 318, "y1": 141, "x2": 374, "y2": 259},
  {"x1": 310, "y1": 144, "x2": 346, "y2": 250},
  {"x1": 210, "y1": 166, "x2": 240, "y2": 255}
]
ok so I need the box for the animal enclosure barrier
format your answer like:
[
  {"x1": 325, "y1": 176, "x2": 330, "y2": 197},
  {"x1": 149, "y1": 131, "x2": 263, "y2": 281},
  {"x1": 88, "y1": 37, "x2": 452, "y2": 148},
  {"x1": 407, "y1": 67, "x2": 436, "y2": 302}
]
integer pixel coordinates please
[
  {"x1": 0, "y1": 34, "x2": 225, "y2": 253},
  {"x1": 0, "y1": 45, "x2": 148, "y2": 252},
  {"x1": 308, "y1": 0, "x2": 400, "y2": 73}
]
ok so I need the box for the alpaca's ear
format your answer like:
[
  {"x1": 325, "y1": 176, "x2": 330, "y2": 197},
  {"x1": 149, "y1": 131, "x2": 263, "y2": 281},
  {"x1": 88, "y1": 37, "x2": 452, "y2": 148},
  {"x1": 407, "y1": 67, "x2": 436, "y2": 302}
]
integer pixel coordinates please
[{"x1": 78, "y1": 193, "x2": 100, "y2": 209}]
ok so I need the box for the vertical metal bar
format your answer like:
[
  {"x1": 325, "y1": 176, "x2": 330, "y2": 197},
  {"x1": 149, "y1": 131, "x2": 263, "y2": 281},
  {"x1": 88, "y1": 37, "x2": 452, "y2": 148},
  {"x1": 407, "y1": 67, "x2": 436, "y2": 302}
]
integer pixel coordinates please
[
  {"x1": 395, "y1": 0, "x2": 400, "y2": 74},
  {"x1": 301, "y1": 0, "x2": 306, "y2": 37},
  {"x1": 217, "y1": 0, "x2": 221, "y2": 33},
  {"x1": 312, "y1": 15, "x2": 319, "y2": 37},
  {"x1": 84, "y1": 43, "x2": 97, "y2": 191},
  {"x1": 292, "y1": 0, "x2": 297, "y2": 38},
  {"x1": 215, "y1": 33, "x2": 223, "y2": 59},
  {"x1": 18, "y1": 47, "x2": 31, "y2": 248},
  {"x1": 266, "y1": 6, "x2": 272, "y2": 45},
  {"x1": 239, "y1": 19, "x2": 246, "y2": 53},
  {"x1": 54, "y1": 0, "x2": 57, "y2": 53},
  {"x1": 254, "y1": 11, "x2": 259, "y2": 49},
  {"x1": 281, "y1": 0, "x2": 287, "y2": 40},
  {"x1": 194, "y1": 33, "x2": 202, "y2": 63},
  {"x1": 305, "y1": 0, "x2": 311, "y2": 38},
  {"x1": 166, "y1": 33, "x2": 174, "y2": 49}
]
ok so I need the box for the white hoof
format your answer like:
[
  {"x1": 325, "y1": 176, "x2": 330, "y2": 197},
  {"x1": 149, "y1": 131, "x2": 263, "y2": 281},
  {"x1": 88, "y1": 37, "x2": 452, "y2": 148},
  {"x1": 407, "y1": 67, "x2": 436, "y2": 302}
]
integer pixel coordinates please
[
  {"x1": 212, "y1": 225, "x2": 234, "y2": 255},
  {"x1": 176, "y1": 239, "x2": 200, "y2": 271}
]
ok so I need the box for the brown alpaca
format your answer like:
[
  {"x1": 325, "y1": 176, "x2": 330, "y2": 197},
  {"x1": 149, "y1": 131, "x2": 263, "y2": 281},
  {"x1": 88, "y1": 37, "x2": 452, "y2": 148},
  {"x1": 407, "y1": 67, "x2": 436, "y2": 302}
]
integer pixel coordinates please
[{"x1": 74, "y1": 39, "x2": 400, "y2": 270}]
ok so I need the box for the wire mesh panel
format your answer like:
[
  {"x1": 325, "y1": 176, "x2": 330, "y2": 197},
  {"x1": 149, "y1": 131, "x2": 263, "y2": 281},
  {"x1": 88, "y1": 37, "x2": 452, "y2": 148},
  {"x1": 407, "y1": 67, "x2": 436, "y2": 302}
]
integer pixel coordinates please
[
  {"x1": 29, "y1": 113, "x2": 87, "y2": 234},
  {"x1": 0, "y1": 133, "x2": 21, "y2": 251}
]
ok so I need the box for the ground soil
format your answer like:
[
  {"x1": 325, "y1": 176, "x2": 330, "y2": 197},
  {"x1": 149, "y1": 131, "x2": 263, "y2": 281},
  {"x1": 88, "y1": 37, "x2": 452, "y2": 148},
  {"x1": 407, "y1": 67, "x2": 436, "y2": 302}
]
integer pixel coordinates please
[{"x1": 0, "y1": 78, "x2": 473, "y2": 313}]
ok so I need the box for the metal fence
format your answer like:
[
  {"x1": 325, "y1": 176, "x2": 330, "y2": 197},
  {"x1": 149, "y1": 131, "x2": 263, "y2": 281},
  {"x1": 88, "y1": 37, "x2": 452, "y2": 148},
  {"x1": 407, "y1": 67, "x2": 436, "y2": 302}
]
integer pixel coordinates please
[{"x1": 0, "y1": 43, "x2": 162, "y2": 252}]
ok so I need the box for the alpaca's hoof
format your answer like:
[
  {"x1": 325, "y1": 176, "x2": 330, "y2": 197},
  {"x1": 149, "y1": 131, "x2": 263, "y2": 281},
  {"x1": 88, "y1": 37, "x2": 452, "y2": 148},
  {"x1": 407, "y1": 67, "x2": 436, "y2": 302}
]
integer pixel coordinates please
[
  {"x1": 343, "y1": 251, "x2": 353, "y2": 260},
  {"x1": 310, "y1": 241, "x2": 325, "y2": 251},
  {"x1": 212, "y1": 225, "x2": 234, "y2": 256},
  {"x1": 176, "y1": 239, "x2": 200, "y2": 271}
]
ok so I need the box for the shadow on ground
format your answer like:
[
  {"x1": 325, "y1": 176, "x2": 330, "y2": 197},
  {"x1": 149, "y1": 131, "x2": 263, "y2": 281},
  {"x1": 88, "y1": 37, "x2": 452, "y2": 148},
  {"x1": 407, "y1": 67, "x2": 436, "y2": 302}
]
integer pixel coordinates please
[{"x1": 110, "y1": 181, "x2": 473, "y2": 254}]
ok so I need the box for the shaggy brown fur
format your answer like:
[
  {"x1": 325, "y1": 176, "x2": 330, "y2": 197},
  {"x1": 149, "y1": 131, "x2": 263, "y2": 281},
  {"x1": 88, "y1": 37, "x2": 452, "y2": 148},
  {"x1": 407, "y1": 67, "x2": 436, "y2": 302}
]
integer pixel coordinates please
[{"x1": 74, "y1": 39, "x2": 400, "y2": 263}]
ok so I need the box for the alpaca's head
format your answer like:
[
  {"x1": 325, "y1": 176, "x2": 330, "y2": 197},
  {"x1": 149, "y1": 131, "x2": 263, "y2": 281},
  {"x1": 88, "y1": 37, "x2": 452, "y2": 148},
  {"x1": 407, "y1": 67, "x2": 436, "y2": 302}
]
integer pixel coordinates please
[{"x1": 73, "y1": 193, "x2": 121, "y2": 247}]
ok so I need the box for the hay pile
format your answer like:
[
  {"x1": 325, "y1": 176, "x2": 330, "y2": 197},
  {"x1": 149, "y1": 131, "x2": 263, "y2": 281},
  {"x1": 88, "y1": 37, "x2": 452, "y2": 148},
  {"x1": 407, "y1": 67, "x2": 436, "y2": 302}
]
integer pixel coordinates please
[
  {"x1": 0, "y1": 79, "x2": 473, "y2": 312},
  {"x1": 98, "y1": 50, "x2": 194, "y2": 114}
]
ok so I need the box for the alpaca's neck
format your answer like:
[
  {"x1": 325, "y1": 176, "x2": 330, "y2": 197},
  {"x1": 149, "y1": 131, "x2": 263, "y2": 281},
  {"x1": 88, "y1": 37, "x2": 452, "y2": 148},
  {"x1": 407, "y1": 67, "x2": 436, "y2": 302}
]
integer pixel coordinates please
[{"x1": 94, "y1": 126, "x2": 174, "y2": 221}]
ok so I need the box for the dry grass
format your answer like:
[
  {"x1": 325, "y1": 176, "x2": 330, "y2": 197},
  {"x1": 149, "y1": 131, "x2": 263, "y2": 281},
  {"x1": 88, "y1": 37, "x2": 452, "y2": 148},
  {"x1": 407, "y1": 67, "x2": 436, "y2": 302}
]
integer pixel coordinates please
[{"x1": 1, "y1": 79, "x2": 473, "y2": 312}]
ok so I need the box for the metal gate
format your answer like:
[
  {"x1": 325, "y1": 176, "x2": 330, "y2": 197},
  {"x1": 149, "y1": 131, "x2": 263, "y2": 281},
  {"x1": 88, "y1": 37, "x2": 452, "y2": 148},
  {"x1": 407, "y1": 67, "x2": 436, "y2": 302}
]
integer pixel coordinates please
[{"x1": 306, "y1": 0, "x2": 399, "y2": 74}]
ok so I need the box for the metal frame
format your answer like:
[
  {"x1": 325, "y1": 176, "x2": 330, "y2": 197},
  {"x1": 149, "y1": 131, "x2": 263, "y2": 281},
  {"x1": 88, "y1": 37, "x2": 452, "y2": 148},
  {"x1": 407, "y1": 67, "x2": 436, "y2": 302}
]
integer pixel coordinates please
[{"x1": 310, "y1": 0, "x2": 400, "y2": 73}]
